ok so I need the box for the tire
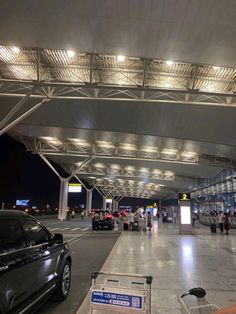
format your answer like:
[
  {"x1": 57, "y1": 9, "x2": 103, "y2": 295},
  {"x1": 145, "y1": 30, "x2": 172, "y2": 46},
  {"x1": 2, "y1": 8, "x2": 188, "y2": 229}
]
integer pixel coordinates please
[
  {"x1": 0, "y1": 303, "x2": 5, "y2": 314},
  {"x1": 51, "y1": 260, "x2": 71, "y2": 301}
]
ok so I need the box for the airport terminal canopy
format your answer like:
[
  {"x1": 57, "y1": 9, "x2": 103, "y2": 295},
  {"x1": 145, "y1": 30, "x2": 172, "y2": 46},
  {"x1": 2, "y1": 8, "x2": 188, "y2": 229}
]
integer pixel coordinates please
[{"x1": 0, "y1": 0, "x2": 236, "y2": 200}]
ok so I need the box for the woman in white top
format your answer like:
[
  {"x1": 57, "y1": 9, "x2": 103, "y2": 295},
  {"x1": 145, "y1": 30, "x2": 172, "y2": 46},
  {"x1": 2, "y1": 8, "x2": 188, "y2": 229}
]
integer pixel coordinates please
[{"x1": 218, "y1": 212, "x2": 224, "y2": 233}]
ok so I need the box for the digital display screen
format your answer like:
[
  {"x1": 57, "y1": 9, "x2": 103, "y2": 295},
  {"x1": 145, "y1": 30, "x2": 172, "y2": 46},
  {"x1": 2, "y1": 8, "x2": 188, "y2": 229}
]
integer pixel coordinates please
[
  {"x1": 180, "y1": 206, "x2": 191, "y2": 224},
  {"x1": 68, "y1": 184, "x2": 82, "y2": 193},
  {"x1": 16, "y1": 200, "x2": 29, "y2": 206}
]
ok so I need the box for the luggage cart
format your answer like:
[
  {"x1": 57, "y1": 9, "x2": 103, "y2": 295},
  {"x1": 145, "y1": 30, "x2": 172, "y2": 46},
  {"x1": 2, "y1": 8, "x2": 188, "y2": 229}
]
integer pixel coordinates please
[
  {"x1": 179, "y1": 287, "x2": 220, "y2": 314},
  {"x1": 90, "y1": 271, "x2": 153, "y2": 314}
]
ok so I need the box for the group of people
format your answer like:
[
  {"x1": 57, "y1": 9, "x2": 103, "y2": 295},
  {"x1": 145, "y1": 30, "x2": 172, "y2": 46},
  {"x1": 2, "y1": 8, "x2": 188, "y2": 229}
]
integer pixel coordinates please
[
  {"x1": 120, "y1": 211, "x2": 153, "y2": 231},
  {"x1": 161, "y1": 209, "x2": 177, "y2": 223},
  {"x1": 218, "y1": 211, "x2": 230, "y2": 235},
  {"x1": 66, "y1": 209, "x2": 85, "y2": 220}
]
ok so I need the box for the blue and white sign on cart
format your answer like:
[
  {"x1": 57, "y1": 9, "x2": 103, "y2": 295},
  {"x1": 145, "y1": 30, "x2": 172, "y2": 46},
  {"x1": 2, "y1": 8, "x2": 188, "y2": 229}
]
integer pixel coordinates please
[{"x1": 90, "y1": 271, "x2": 152, "y2": 314}]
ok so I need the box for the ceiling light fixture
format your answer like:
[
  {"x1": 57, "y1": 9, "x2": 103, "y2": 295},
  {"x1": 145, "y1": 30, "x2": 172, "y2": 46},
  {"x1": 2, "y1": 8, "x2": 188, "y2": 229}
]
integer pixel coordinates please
[
  {"x1": 181, "y1": 151, "x2": 197, "y2": 158},
  {"x1": 120, "y1": 144, "x2": 137, "y2": 151},
  {"x1": 94, "y1": 163, "x2": 105, "y2": 168},
  {"x1": 67, "y1": 50, "x2": 75, "y2": 58},
  {"x1": 12, "y1": 46, "x2": 20, "y2": 53},
  {"x1": 117, "y1": 55, "x2": 125, "y2": 62},
  {"x1": 166, "y1": 60, "x2": 174, "y2": 66},
  {"x1": 140, "y1": 146, "x2": 157, "y2": 153},
  {"x1": 161, "y1": 148, "x2": 178, "y2": 155}
]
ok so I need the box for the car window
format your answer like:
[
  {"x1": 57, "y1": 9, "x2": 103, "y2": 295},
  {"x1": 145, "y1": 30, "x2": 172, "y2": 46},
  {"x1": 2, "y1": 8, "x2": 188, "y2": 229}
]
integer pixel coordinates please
[
  {"x1": 0, "y1": 219, "x2": 26, "y2": 253},
  {"x1": 21, "y1": 219, "x2": 50, "y2": 246}
]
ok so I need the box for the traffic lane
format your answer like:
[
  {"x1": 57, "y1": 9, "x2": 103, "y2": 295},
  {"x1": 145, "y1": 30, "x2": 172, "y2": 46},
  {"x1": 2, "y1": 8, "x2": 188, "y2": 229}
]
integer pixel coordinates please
[
  {"x1": 39, "y1": 217, "x2": 92, "y2": 231},
  {"x1": 36, "y1": 231, "x2": 121, "y2": 314}
]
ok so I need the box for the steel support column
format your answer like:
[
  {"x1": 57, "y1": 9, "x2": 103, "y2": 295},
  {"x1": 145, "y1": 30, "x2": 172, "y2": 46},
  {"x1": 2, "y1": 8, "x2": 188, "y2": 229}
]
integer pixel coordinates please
[
  {"x1": 103, "y1": 197, "x2": 107, "y2": 210},
  {"x1": 86, "y1": 189, "x2": 93, "y2": 213},
  {"x1": 59, "y1": 179, "x2": 69, "y2": 220},
  {"x1": 112, "y1": 198, "x2": 116, "y2": 212}
]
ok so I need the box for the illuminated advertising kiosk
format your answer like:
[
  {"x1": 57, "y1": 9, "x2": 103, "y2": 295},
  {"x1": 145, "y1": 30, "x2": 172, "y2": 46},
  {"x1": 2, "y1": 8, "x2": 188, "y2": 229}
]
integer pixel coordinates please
[{"x1": 179, "y1": 193, "x2": 193, "y2": 235}]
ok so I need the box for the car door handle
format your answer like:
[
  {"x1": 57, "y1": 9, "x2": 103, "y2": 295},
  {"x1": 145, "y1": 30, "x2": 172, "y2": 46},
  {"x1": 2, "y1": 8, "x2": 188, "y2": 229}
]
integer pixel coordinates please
[{"x1": 0, "y1": 265, "x2": 9, "y2": 272}]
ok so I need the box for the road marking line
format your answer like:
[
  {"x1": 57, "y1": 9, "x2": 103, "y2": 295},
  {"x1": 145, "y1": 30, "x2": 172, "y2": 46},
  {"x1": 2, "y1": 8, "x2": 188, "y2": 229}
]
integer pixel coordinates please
[
  {"x1": 49, "y1": 227, "x2": 60, "y2": 231},
  {"x1": 68, "y1": 233, "x2": 87, "y2": 245},
  {"x1": 82, "y1": 228, "x2": 89, "y2": 231},
  {"x1": 60, "y1": 228, "x2": 70, "y2": 231},
  {"x1": 71, "y1": 227, "x2": 80, "y2": 231}
]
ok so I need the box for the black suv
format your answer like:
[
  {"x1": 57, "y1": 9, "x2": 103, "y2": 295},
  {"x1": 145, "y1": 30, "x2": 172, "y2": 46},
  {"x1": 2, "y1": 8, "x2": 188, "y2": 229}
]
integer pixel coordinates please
[{"x1": 0, "y1": 210, "x2": 72, "y2": 314}]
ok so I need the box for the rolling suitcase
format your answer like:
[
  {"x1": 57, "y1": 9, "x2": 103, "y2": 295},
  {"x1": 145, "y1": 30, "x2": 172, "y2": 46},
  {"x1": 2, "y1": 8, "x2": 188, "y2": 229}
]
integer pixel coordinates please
[
  {"x1": 210, "y1": 224, "x2": 216, "y2": 233},
  {"x1": 123, "y1": 222, "x2": 129, "y2": 231}
]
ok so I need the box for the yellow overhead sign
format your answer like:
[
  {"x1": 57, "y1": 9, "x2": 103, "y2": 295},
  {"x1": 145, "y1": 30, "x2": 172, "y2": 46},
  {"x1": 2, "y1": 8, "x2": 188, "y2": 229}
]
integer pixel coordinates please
[{"x1": 178, "y1": 193, "x2": 191, "y2": 201}]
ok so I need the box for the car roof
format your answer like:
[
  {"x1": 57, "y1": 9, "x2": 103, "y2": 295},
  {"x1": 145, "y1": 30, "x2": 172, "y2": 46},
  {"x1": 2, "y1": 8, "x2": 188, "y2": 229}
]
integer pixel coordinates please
[{"x1": 0, "y1": 209, "x2": 29, "y2": 218}]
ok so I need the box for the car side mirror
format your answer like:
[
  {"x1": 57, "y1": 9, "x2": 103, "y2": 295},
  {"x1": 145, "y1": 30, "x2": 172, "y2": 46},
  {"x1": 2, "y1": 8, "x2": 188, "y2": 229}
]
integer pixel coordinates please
[{"x1": 53, "y1": 233, "x2": 64, "y2": 244}]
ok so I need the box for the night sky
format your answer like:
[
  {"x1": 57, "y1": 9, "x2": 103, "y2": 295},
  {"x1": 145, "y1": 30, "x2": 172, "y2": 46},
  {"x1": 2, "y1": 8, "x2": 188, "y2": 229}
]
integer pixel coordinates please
[
  {"x1": 0, "y1": 134, "x2": 61, "y2": 207},
  {"x1": 0, "y1": 134, "x2": 159, "y2": 210}
]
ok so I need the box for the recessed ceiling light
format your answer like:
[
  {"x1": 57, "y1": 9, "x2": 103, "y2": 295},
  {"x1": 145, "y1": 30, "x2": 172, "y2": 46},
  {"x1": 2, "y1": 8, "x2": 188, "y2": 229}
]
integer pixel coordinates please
[
  {"x1": 166, "y1": 60, "x2": 174, "y2": 66},
  {"x1": 12, "y1": 46, "x2": 20, "y2": 53},
  {"x1": 67, "y1": 50, "x2": 75, "y2": 58},
  {"x1": 95, "y1": 163, "x2": 105, "y2": 168},
  {"x1": 117, "y1": 55, "x2": 125, "y2": 62},
  {"x1": 161, "y1": 148, "x2": 178, "y2": 155}
]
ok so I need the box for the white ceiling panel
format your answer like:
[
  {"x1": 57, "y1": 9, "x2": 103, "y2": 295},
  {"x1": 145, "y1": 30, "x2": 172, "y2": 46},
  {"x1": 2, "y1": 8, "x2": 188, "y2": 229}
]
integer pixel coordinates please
[{"x1": 0, "y1": 0, "x2": 235, "y2": 66}]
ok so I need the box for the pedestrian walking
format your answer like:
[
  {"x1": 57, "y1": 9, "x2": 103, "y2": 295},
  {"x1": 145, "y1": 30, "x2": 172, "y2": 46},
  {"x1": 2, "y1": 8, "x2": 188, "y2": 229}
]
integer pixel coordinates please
[
  {"x1": 66, "y1": 208, "x2": 71, "y2": 221},
  {"x1": 147, "y1": 212, "x2": 152, "y2": 231},
  {"x1": 129, "y1": 212, "x2": 135, "y2": 231},
  {"x1": 192, "y1": 212, "x2": 196, "y2": 226},
  {"x1": 163, "y1": 210, "x2": 167, "y2": 223},
  {"x1": 173, "y1": 210, "x2": 177, "y2": 224},
  {"x1": 224, "y1": 212, "x2": 230, "y2": 235},
  {"x1": 71, "y1": 210, "x2": 75, "y2": 219},
  {"x1": 218, "y1": 211, "x2": 224, "y2": 233},
  {"x1": 81, "y1": 210, "x2": 85, "y2": 220}
]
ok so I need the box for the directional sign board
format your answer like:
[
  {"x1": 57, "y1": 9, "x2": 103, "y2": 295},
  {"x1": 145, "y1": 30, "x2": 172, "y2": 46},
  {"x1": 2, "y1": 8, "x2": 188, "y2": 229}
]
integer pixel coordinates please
[
  {"x1": 91, "y1": 291, "x2": 143, "y2": 309},
  {"x1": 68, "y1": 183, "x2": 82, "y2": 193},
  {"x1": 178, "y1": 193, "x2": 191, "y2": 201}
]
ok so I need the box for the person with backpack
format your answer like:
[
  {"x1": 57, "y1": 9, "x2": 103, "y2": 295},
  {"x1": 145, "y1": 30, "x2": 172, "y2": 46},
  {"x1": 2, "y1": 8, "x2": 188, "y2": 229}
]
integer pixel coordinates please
[
  {"x1": 147, "y1": 212, "x2": 152, "y2": 231},
  {"x1": 224, "y1": 212, "x2": 230, "y2": 235}
]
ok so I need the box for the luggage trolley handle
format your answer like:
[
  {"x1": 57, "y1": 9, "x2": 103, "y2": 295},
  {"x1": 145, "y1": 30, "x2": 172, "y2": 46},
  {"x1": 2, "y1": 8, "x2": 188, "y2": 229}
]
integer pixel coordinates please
[
  {"x1": 91, "y1": 271, "x2": 153, "y2": 290},
  {"x1": 179, "y1": 287, "x2": 213, "y2": 314},
  {"x1": 92, "y1": 271, "x2": 153, "y2": 282},
  {"x1": 180, "y1": 287, "x2": 207, "y2": 299}
]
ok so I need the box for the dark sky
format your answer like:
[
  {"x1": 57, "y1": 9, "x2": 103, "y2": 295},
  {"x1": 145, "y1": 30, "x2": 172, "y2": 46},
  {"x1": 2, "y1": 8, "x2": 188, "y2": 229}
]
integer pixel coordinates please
[
  {"x1": 0, "y1": 134, "x2": 160, "y2": 209},
  {"x1": 0, "y1": 134, "x2": 61, "y2": 207}
]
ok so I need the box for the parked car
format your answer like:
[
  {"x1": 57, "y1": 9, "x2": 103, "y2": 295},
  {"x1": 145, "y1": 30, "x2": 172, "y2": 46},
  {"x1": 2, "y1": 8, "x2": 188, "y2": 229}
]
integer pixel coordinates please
[
  {"x1": 0, "y1": 210, "x2": 72, "y2": 314},
  {"x1": 92, "y1": 210, "x2": 114, "y2": 230}
]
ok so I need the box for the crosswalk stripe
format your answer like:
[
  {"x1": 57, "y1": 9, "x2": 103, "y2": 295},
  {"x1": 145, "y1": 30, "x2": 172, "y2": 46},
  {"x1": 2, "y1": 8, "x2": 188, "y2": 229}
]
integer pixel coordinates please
[
  {"x1": 82, "y1": 228, "x2": 89, "y2": 231},
  {"x1": 50, "y1": 228, "x2": 59, "y2": 231},
  {"x1": 60, "y1": 228, "x2": 70, "y2": 231},
  {"x1": 71, "y1": 227, "x2": 80, "y2": 231}
]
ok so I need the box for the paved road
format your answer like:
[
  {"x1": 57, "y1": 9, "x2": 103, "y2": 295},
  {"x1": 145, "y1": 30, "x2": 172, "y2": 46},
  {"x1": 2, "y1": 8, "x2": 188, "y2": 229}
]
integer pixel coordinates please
[{"x1": 35, "y1": 217, "x2": 120, "y2": 314}]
